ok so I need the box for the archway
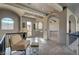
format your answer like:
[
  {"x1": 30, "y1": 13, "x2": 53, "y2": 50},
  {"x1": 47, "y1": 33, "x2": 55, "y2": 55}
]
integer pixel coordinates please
[
  {"x1": 67, "y1": 15, "x2": 76, "y2": 46},
  {"x1": 77, "y1": 18, "x2": 79, "y2": 31},
  {"x1": 69, "y1": 15, "x2": 76, "y2": 33},
  {"x1": 48, "y1": 16, "x2": 59, "y2": 42}
]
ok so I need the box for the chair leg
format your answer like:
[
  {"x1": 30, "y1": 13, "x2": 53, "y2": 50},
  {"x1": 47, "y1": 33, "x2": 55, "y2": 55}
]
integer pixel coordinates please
[
  {"x1": 10, "y1": 50, "x2": 11, "y2": 55},
  {"x1": 24, "y1": 49, "x2": 26, "y2": 55},
  {"x1": 10, "y1": 48, "x2": 12, "y2": 55}
]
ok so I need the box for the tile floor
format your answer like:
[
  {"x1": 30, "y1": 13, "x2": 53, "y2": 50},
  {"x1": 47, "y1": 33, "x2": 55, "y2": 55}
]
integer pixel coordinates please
[{"x1": 5, "y1": 37, "x2": 76, "y2": 55}]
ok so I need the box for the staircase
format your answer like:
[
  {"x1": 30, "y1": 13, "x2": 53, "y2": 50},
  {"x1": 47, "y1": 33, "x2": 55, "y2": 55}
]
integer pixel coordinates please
[
  {"x1": 0, "y1": 34, "x2": 6, "y2": 55},
  {"x1": 67, "y1": 32, "x2": 79, "y2": 54}
]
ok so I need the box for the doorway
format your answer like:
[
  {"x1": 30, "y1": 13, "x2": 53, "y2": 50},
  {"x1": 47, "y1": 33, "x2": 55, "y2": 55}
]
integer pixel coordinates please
[
  {"x1": 22, "y1": 17, "x2": 43, "y2": 38},
  {"x1": 27, "y1": 21, "x2": 32, "y2": 37},
  {"x1": 48, "y1": 16, "x2": 59, "y2": 42},
  {"x1": 69, "y1": 15, "x2": 76, "y2": 33},
  {"x1": 69, "y1": 21, "x2": 71, "y2": 33}
]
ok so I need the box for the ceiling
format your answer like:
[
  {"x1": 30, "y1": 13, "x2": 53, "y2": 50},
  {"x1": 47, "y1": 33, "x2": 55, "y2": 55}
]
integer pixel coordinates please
[
  {"x1": 2, "y1": 3, "x2": 62, "y2": 19},
  {"x1": 59, "y1": 3, "x2": 79, "y2": 17},
  {"x1": 1, "y1": 3, "x2": 79, "y2": 18},
  {"x1": 20, "y1": 3, "x2": 62, "y2": 14},
  {"x1": 19, "y1": 3, "x2": 79, "y2": 18}
]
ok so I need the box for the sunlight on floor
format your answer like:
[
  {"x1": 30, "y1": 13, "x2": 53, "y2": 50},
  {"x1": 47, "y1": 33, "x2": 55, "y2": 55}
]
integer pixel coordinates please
[
  {"x1": 39, "y1": 38, "x2": 46, "y2": 43},
  {"x1": 26, "y1": 37, "x2": 46, "y2": 43}
]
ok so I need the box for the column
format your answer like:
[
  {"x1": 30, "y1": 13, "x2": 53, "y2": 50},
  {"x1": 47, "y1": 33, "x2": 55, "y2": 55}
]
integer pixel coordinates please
[{"x1": 59, "y1": 9, "x2": 67, "y2": 45}]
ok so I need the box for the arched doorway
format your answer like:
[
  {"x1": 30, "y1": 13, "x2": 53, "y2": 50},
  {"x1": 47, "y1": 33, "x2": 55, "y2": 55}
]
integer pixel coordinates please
[
  {"x1": 48, "y1": 16, "x2": 59, "y2": 42},
  {"x1": 69, "y1": 15, "x2": 76, "y2": 33},
  {"x1": 77, "y1": 18, "x2": 79, "y2": 31},
  {"x1": 67, "y1": 15, "x2": 76, "y2": 45}
]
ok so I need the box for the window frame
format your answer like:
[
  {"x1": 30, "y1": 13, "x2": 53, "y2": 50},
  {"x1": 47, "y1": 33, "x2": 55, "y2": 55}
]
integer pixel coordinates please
[
  {"x1": 1, "y1": 17, "x2": 14, "y2": 30},
  {"x1": 35, "y1": 21, "x2": 43, "y2": 31}
]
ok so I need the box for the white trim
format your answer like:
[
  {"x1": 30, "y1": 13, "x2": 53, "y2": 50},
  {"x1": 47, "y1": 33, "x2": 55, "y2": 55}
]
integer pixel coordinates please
[{"x1": 0, "y1": 34, "x2": 6, "y2": 44}]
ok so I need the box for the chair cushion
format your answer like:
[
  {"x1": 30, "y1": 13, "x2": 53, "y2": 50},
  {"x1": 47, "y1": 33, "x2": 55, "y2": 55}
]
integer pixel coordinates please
[
  {"x1": 10, "y1": 34, "x2": 22, "y2": 45},
  {"x1": 11, "y1": 40, "x2": 30, "y2": 51},
  {"x1": 10, "y1": 34, "x2": 30, "y2": 51}
]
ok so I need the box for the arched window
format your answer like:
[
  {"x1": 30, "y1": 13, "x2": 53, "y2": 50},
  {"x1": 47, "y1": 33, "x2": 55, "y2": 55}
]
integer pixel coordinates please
[{"x1": 1, "y1": 18, "x2": 14, "y2": 30}]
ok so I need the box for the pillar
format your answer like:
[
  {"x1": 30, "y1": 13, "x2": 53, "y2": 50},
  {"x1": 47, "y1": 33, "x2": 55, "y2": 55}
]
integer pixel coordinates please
[
  {"x1": 43, "y1": 16, "x2": 48, "y2": 40},
  {"x1": 59, "y1": 9, "x2": 67, "y2": 45}
]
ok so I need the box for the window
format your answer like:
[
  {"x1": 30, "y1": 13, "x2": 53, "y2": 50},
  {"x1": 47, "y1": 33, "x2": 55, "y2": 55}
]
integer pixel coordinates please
[
  {"x1": 1, "y1": 18, "x2": 14, "y2": 30},
  {"x1": 27, "y1": 21, "x2": 32, "y2": 37},
  {"x1": 35, "y1": 21, "x2": 43, "y2": 30},
  {"x1": 38, "y1": 22, "x2": 43, "y2": 29}
]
